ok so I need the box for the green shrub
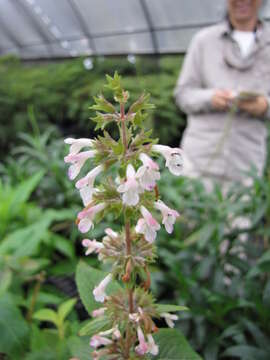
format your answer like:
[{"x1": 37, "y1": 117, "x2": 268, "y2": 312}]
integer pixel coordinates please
[
  {"x1": 153, "y1": 173, "x2": 270, "y2": 360},
  {"x1": 0, "y1": 55, "x2": 185, "y2": 158}
]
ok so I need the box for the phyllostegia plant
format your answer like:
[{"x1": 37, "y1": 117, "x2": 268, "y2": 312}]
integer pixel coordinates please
[{"x1": 64, "y1": 73, "x2": 188, "y2": 360}]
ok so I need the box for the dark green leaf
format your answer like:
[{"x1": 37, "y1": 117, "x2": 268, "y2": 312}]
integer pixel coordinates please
[
  {"x1": 156, "y1": 304, "x2": 188, "y2": 313},
  {"x1": 33, "y1": 309, "x2": 59, "y2": 327},
  {"x1": 75, "y1": 261, "x2": 121, "y2": 315},
  {"x1": 58, "y1": 298, "x2": 77, "y2": 322},
  {"x1": 182, "y1": 223, "x2": 215, "y2": 248},
  {"x1": 221, "y1": 345, "x2": 270, "y2": 360},
  {"x1": 150, "y1": 328, "x2": 202, "y2": 360},
  {"x1": 79, "y1": 316, "x2": 111, "y2": 337},
  {"x1": 68, "y1": 336, "x2": 93, "y2": 360},
  {"x1": 0, "y1": 294, "x2": 29, "y2": 357}
]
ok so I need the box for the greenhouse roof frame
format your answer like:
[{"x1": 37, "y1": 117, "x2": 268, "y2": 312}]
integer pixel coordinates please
[{"x1": 0, "y1": 0, "x2": 269, "y2": 60}]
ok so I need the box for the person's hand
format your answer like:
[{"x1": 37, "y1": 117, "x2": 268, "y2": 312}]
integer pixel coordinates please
[
  {"x1": 237, "y1": 96, "x2": 268, "y2": 117},
  {"x1": 211, "y1": 90, "x2": 235, "y2": 111}
]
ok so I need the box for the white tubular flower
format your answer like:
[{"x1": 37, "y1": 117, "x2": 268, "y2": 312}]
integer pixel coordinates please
[
  {"x1": 77, "y1": 203, "x2": 106, "y2": 233},
  {"x1": 154, "y1": 200, "x2": 180, "y2": 234},
  {"x1": 64, "y1": 150, "x2": 97, "y2": 180},
  {"x1": 112, "y1": 326, "x2": 121, "y2": 340},
  {"x1": 75, "y1": 165, "x2": 104, "y2": 206},
  {"x1": 117, "y1": 164, "x2": 143, "y2": 206},
  {"x1": 135, "y1": 326, "x2": 149, "y2": 356},
  {"x1": 92, "y1": 307, "x2": 107, "y2": 318},
  {"x1": 135, "y1": 206, "x2": 161, "y2": 243},
  {"x1": 90, "y1": 334, "x2": 113, "y2": 349},
  {"x1": 147, "y1": 334, "x2": 159, "y2": 356},
  {"x1": 104, "y1": 228, "x2": 118, "y2": 239},
  {"x1": 93, "y1": 274, "x2": 112, "y2": 303},
  {"x1": 129, "y1": 312, "x2": 140, "y2": 323},
  {"x1": 160, "y1": 312, "x2": 178, "y2": 328},
  {"x1": 64, "y1": 138, "x2": 94, "y2": 155},
  {"x1": 152, "y1": 144, "x2": 183, "y2": 176},
  {"x1": 82, "y1": 239, "x2": 104, "y2": 256},
  {"x1": 136, "y1": 153, "x2": 160, "y2": 190}
]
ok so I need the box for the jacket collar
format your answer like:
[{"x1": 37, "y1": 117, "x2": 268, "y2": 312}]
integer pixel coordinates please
[{"x1": 219, "y1": 18, "x2": 269, "y2": 44}]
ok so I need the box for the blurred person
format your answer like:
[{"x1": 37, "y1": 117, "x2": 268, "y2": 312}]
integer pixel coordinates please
[{"x1": 174, "y1": 0, "x2": 270, "y2": 191}]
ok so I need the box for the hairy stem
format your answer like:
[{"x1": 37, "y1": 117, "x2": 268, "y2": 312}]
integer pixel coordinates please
[
  {"x1": 120, "y1": 103, "x2": 127, "y2": 155},
  {"x1": 124, "y1": 220, "x2": 134, "y2": 359},
  {"x1": 121, "y1": 101, "x2": 134, "y2": 358}
]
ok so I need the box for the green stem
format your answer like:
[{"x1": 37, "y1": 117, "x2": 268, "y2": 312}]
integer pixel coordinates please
[
  {"x1": 124, "y1": 219, "x2": 134, "y2": 359},
  {"x1": 58, "y1": 321, "x2": 65, "y2": 340},
  {"x1": 121, "y1": 102, "x2": 134, "y2": 358},
  {"x1": 120, "y1": 103, "x2": 127, "y2": 155},
  {"x1": 26, "y1": 272, "x2": 45, "y2": 323}
]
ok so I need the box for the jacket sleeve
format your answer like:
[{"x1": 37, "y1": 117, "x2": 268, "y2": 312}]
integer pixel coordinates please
[{"x1": 174, "y1": 33, "x2": 215, "y2": 115}]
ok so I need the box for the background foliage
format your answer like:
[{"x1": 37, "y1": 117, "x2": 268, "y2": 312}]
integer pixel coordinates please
[
  {"x1": 0, "y1": 54, "x2": 269, "y2": 359},
  {"x1": 0, "y1": 55, "x2": 185, "y2": 159}
]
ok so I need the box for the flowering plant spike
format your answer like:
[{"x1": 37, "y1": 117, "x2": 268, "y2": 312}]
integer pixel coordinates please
[{"x1": 65, "y1": 72, "x2": 185, "y2": 359}]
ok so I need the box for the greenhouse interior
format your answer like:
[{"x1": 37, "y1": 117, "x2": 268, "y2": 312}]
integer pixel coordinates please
[{"x1": 1, "y1": 0, "x2": 270, "y2": 359}]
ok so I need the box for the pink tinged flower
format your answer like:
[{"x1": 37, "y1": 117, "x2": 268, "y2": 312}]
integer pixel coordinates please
[
  {"x1": 64, "y1": 137, "x2": 94, "y2": 155},
  {"x1": 117, "y1": 164, "x2": 143, "y2": 206},
  {"x1": 135, "y1": 206, "x2": 161, "y2": 243},
  {"x1": 105, "y1": 228, "x2": 118, "y2": 239},
  {"x1": 98, "y1": 326, "x2": 121, "y2": 339},
  {"x1": 79, "y1": 186, "x2": 97, "y2": 207},
  {"x1": 152, "y1": 144, "x2": 184, "y2": 176},
  {"x1": 77, "y1": 203, "x2": 106, "y2": 233},
  {"x1": 93, "y1": 274, "x2": 112, "y2": 303},
  {"x1": 90, "y1": 334, "x2": 113, "y2": 349},
  {"x1": 161, "y1": 312, "x2": 178, "y2": 328},
  {"x1": 135, "y1": 326, "x2": 149, "y2": 355},
  {"x1": 112, "y1": 326, "x2": 121, "y2": 340},
  {"x1": 64, "y1": 150, "x2": 97, "y2": 180},
  {"x1": 147, "y1": 334, "x2": 159, "y2": 356},
  {"x1": 154, "y1": 200, "x2": 180, "y2": 234},
  {"x1": 75, "y1": 165, "x2": 104, "y2": 206},
  {"x1": 82, "y1": 239, "x2": 104, "y2": 256},
  {"x1": 129, "y1": 312, "x2": 140, "y2": 323},
  {"x1": 136, "y1": 153, "x2": 160, "y2": 190},
  {"x1": 92, "y1": 307, "x2": 107, "y2": 318}
]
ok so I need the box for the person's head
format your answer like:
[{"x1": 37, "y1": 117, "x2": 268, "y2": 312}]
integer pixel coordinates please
[{"x1": 227, "y1": 0, "x2": 262, "y2": 30}]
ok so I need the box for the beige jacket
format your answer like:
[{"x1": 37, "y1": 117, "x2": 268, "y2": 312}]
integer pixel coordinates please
[{"x1": 174, "y1": 21, "x2": 270, "y2": 182}]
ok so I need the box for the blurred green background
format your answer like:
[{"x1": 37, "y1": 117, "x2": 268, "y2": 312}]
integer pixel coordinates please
[{"x1": 0, "y1": 55, "x2": 270, "y2": 360}]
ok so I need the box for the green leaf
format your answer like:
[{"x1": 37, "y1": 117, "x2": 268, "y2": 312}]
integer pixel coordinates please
[
  {"x1": 50, "y1": 233, "x2": 75, "y2": 259},
  {"x1": 24, "y1": 350, "x2": 56, "y2": 360},
  {"x1": 0, "y1": 268, "x2": 12, "y2": 295},
  {"x1": 128, "y1": 92, "x2": 155, "y2": 114},
  {"x1": 26, "y1": 328, "x2": 69, "y2": 359},
  {"x1": 79, "y1": 316, "x2": 111, "y2": 337},
  {"x1": 221, "y1": 345, "x2": 270, "y2": 360},
  {"x1": 242, "y1": 319, "x2": 270, "y2": 350},
  {"x1": 90, "y1": 95, "x2": 116, "y2": 113},
  {"x1": 58, "y1": 298, "x2": 77, "y2": 322},
  {"x1": 33, "y1": 309, "x2": 59, "y2": 327},
  {"x1": 156, "y1": 304, "x2": 189, "y2": 313},
  {"x1": 104, "y1": 72, "x2": 122, "y2": 95},
  {"x1": 75, "y1": 261, "x2": 121, "y2": 315},
  {"x1": 182, "y1": 223, "x2": 215, "y2": 248},
  {"x1": 0, "y1": 294, "x2": 29, "y2": 357},
  {"x1": 11, "y1": 170, "x2": 45, "y2": 208},
  {"x1": 0, "y1": 220, "x2": 49, "y2": 258},
  {"x1": 263, "y1": 279, "x2": 270, "y2": 306},
  {"x1": 68, "y1": 336, "x2": 93, "y2": 360},
  {"x1": 150, "y1": 328, "x2": 202, "y2": 360},
  {"x1": 257, "y1": 249, "x2": 270, "y2": 272}
]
